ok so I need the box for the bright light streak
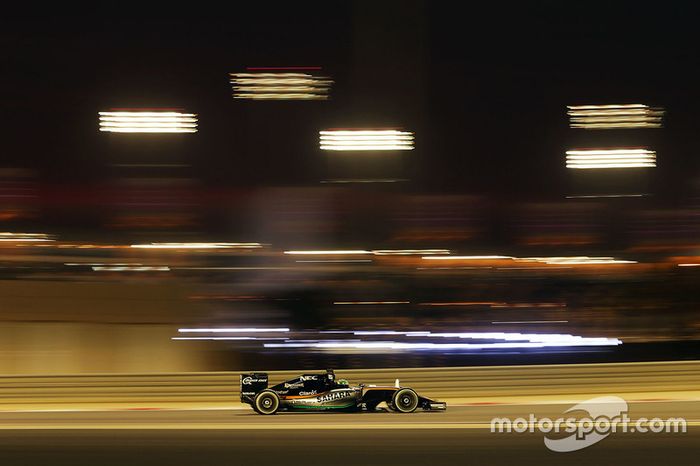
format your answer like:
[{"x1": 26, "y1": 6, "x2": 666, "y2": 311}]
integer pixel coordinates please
[
  {"x1": 320, "y1": 130, "x2": 414, "y2": 151},
  {"x1": 295, "y1": 260, "x2": 372, "y2": 263},
  {"x1": 172, "y1": 336, "x2": 256, "y2": 341},
  {"x1": 420, "y1": 255, "x2": 636, "y2": 267},
  {"x1": 333, "y1": 301, "x2": 410, "y2": 305},
  {"x1": 492, "y1": 320, "x2": 569, "y2": 324},
  {"x1": 286, "y1": 249, "x2": 448, "y2": 257},
  {"x1": 131, "y1": 242, "x2": 261, "y2": 249},
  {"x1": 67, "y1": 262, "x2": 147, "y2": 267},
  {"x1": 567, "y1": 104, "x2": 664, "y2": 129},
  {"x1": 372, "y1": 249, "x2": 450, "y2": 256},
  {"x1": 566, "y1": 149, "x2": 656, "y2": 169},
  {"x1": 231, "y1": 71, "x2": 332, "y2": 100},
  {"x1": 421, "y1": 302, "x2": 503, "y2": 306},
  {"x1": 178, "y1": 328, "x2": 290, "y2": 333},
  {"x1": 422, "y1": 255, "x2": 513, "y2": 260},
  {"x1": 678, "y1": 263, "x2": 700, "y2": 267},
  {"x1": 0, "y1": 232, "x2": 53, "y2": 242},
  {"x1": 522, "y1": 256, "x2": 637, "y2": 265},
  {"x1": 284, "y1": 250, "x2": 371, "y2": 255},
  {"x1": 99, "y1": 111, "x2": 198, "y2": 133},
  {"x1": 566, "y1": 194, "x2": 647, "y2": 199},
  {"x1": 264, "y1": 333, "x2": 622, "y2": 351},
  {"x1": 92, "y1": 266, "x2": 170, "y2": 272}
]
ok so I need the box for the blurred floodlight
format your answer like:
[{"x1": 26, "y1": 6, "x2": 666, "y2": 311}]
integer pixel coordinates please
[
  {"x1": 421, "y1": 255, "x2": 637, "y2": 266},
  {"x1": 178, "y1": 328, "x2": 290, "y2": 333},
  {"x1": 372, "y1": 249, "x2": 450, "y2": 256},
  {"x1": 172, "y1": 337, "x2": 256, "y2": 341},
  {"x1": 92, "y1": 266, "x2": 170, "y2": 272},
  {"x1": 264, "y1": 331, "x2": 622, "y2": 351},
  {"x1": 99, "y1": 111, "x2": 198, "y2": 133},
  {"x1": 0, "y1": 232, "x2": 53, "y2": 242},
  {"x1": 131, "y1": 242, "x2": 261, "y2": 249},
  {"x1": 422, "y1": 255, "x2": 513, "y2": 260},
  {"x1": 522, "y1": 256, "x2": 637, "y2": 265},
  {"x1": 565, "y1": 149, "x2": 656, "y2": 169},
  {"x1": 319, "y1": 130, "x2": 415, "y2": 151},
  {"x1": 284, "y1": 250, "x2": 371, "y2": 255},
  {"x1": 231, "y1": 67, "x2": 332, "y2": 100},
  {"x1": 567, "y1": 104, "x2": 664, "y2": 129}
]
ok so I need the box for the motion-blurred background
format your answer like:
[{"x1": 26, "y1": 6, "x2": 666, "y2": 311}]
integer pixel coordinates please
[{"x1": 1, "y1": 3, "x2": 700, "y2": 374}]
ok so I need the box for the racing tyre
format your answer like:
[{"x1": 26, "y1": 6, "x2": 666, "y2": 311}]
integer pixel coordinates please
[
  {"x1": 392, "y1": 388, "x2": 419, "y2": 413},
  {"x1": 254, "y1": 390, "x2": 280, "y2": 415}
]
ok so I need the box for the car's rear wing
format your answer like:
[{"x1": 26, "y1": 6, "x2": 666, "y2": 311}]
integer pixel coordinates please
[{"x1": 240, "y1": 372, "x2": 268, "y2": 403}]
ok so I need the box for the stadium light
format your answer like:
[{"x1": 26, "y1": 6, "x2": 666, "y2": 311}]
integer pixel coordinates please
[
  {"x1": 230, "y1": 67, "x2": 332, "y2": 100},
  {"x1": 319, "y1": 130, "x2": 415, "y2": 151},
  {"x1": 99, "y1": 111, "x2": 198, "y2": 133},
  {"x1": 567, "y1": 104, "x2": 664, "y2": 129},
  {"x1": 565, "y1": 149, "x2": 656, "y2": 169}
]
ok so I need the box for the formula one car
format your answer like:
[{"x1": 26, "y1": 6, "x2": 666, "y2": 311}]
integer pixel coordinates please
[{"x1": 240, "y1": 369, "x2": 447, "y2": 415}]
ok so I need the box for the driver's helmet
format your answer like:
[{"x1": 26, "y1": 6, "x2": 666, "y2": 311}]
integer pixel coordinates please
[{"x1": 337, "y1": 378, "x2": 349, "y2": 386}]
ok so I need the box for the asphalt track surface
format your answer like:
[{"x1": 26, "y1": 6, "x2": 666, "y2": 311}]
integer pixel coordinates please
[{"x1": 0, "y1": 403, "x2": 696, "y2": 466}]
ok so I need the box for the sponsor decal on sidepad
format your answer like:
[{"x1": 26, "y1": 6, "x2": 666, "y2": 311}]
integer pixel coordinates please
[
  {"x1": 317, "y1": 391, "x2": 354, "y2": 403},
  {"x1": 242, "y1": 377, "x2": 266, "y2": 385}
]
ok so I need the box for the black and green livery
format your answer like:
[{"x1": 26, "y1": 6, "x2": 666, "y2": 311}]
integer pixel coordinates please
[{"x1": 240, "y1": 369, "x2": 447, "y2": 415}]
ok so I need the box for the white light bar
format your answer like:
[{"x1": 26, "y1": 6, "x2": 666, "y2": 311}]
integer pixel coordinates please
[
  {"x1": 0, "y1": 232, "x2": 53, "y2": 242},
  {"x1": 565, "y1": 149, "x2": 656, "y2": 169},
  {"x1": 131, "y1": 242, "x2": 261, "y2": 250},
  {"x1": 567, "y1": 104, "x2": 664, "y2": 129},
  {"x1": 421, "y1": 255, "x2": 638, "y2": 266},
  {"x1": 521, "y1": 256, "x2": 637, "y2": 265},
  {"x1": 178, "y1": 328, "x2": 290, "y2": 333},
  {"x1": 284, "y1": 250, "x2": 371, "y2": 255},
  {"x1": 422, "y1": 255, "x2": 513, "y2": 260},
  {"x1": 92, "y1": 266, "x2": 170, "y2": 272},
  {"x1": 319, "y1": 130, "x2": 414, "y2": 151},
  {"x1": 99, "y1": 111, "x2": 198, "y2": 133},
  {"x1": 231, "y1": 72, "x2": 332, "y2": 100},
  {"x1": 372, "y1": 249, "x2": 450, "y2": 256}
]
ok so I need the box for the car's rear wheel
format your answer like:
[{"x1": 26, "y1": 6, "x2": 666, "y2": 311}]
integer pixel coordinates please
[
  {"x1": 392, "y1": 388, "x2": 419, "y2": 413},
  {"x1": 254, "y1": 390, "x2": 280, "y2": 415}
]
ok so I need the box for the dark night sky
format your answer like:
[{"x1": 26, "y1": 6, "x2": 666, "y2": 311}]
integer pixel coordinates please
[{"x1": 2, "y1": 2, "x2": 700, "y2": 203}]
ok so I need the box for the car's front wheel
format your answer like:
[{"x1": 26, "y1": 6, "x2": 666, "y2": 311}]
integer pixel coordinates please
[
  {"x1": 254, "y1": 390, "x2": 280, "y2": 415},
  {"x1": 392, "y1": 388, "x2": 419, "y2": 413}
]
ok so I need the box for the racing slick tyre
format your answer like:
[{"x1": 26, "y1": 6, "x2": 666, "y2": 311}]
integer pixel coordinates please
[
  {"x1": 254, "y1": 390, "x2": 280, "y2": 415},
  {"x1": 391, "y1": 388, "x2": 419, "y2": 413}
]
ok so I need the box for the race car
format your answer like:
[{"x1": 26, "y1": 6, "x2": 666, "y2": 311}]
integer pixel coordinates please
[{"x1": 240, "y1": 369, "x2": 447, "y2": 415}]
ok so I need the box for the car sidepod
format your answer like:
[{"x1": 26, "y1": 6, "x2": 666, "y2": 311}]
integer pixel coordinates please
[{"x1": 282, "y1": 388, "x2": 362, "y2": 411}]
